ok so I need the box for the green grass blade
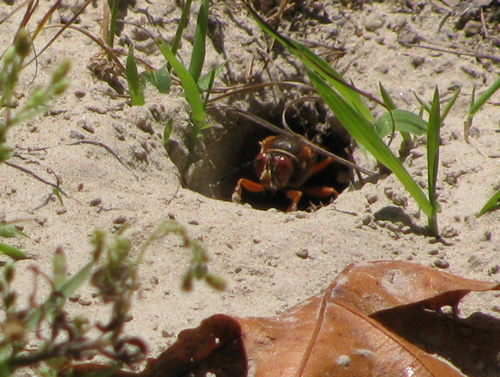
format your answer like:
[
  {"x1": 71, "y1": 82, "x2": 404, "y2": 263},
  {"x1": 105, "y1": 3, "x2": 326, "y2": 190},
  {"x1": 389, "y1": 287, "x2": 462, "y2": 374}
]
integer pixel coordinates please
[
  {"x1": 379, "y1": 82, "x2": 397, "y2": 110},
  {"x1": 158, "y1": 41, "x2": 205, "y2": 150},
  {"x1": 307, "y1": 68, "x2": 433, "y2": 217},
  {"x1": 441, "y1": 86, "x2": 461, "y2": 122},
  {"x1": 202, "y1": 69, "x2": 216, "y2": 110},
  {"x1": 375, "y1": 109, "x2": 427, "y2": 138},
  {"x1": 0, "y1": 242, "x2": 26, "y2": 260},
  {"x1": 469, "y1": 76, "x2": 500, "y2": 116},
  {"x1": 0, "y1": 225, "x2": 27, "y2": 238},
  {"x1": 171, "y1": 0, "x2": 192, "y2": 56},
  {"x1": 125, "y1": 46, "x2": 144, "y2": 106},
  {"x1": 413, "y1": 92, "x2": 431, "y2": 114},
  {"x1": 477, "y1": 190, "x2": 500, "y2": 217},
  {"x1": 427, "y1": 87, "x2": 441, "y2": 235},
  {"x1": 188, "y1": 0, "x2": 209, "y2": 83},
  {"x1": 246, "y1": 5, "x2": 373, "y2": 122},
  {"x1": 107, "y1": 0, "x2": 120, "y2": 48}
]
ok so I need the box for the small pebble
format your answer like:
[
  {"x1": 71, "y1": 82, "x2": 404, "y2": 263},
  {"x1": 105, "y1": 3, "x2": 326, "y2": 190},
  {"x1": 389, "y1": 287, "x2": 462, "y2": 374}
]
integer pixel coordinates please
[
  {"x1": 364, "y1": 12, "x2": 385, "y2": 31},
  {"x1": 89, "y1": 198, "x2": 102, "y2": 206},
  {"x1": 481, "y1": 231, "x2": 492, "y2": 241},
  {"x1": 365, "y1": 193, "x2": 378, "y2": 204},
  {"x1": 136, "y1": 117, "x2": 154, "y2": 135},
  {"x1": 411, "y1": 56, "x2": 425, "y2": 68},
  {"x1": 360, "y1": 214, "x2": 372, "y2": 226},
  {"x1": 56, "y1": 208, "x2": 67, "y2": 215},
  {"x1": 150, "y1": 276, "x2": 159, "y2": 285},
  {"x1": 188, "y1": 219, "x2": 200, "y2": 225},
  {"x1": 487, "y1": 265, "x2": 499, "y2": 276},
  {"x1": 74, "y1": 90, "x2": 86, "y2": 98},
  {"x1": 441, "y1": 226, "x2": 459, "y2": 238},
  {"x1": 296, "y1": 249, "x2": 309, "y2": 259},
  {"x1": 397, "y1": 25, "x2": 420, "y2": 45},
  {"x1": 434, "y1": 259, "x2": 450, "y2": 269},
  {"x1": 113, "y1": 215, "x2": 127, "y2": 224},
  {"x1": 162, "y1": 330, "x2": 175, "y2": 338}
]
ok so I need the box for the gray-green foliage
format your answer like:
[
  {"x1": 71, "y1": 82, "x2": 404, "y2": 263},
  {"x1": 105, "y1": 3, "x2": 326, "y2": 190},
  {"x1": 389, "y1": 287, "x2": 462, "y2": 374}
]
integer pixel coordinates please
[
  {"x1": 0, "y1": 28, "x2": 70, "y2": 164},
  {"x1": 0, "y1": 27, "x2": 70, "y2": 260},
  {"x1": 0, "y1": 229, "x2": 145, "y2": 377}
]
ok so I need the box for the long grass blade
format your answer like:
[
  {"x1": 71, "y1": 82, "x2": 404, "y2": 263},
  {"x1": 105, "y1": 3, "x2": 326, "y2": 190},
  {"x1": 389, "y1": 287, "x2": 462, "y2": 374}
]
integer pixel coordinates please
[
  {"x1": 245, "y1": 3, "x2": 375, "y2": 122},
  {"x1": 441, "y1": 86, "x2": 461, "y2": 122},
  {"x1": 125, "y1": 46, "x2": 144, "y2": 106},
  {"x1": 171, "y1": 0, "x2": 192, "y2": 56},
  {"x1": 158, "y1": 41, "x2": 205, "y2": 151},
  {"x1": 427, "y1": 87, "x2": 441, "y2": 235},
  {"x1": 379, "y1": 82, "x2": 397, "y2": 110},
  {"x1": 0, "y1": 242, "x2": 26, "y2": 260},
  {"x1": 469, "y1": 76, "x2": 500, "y2": 116},
  {"x1": 189, "y1": 0, "x2": 209, "y2": 83},
  {"x1": 465, "y1": 77, "x2": 499, "y2": 142},
  {"x1": 307, "y1": 68, "x2": 433, "y2": 217},
  {"x1": 477, "y1": 190, "x2": 500, "y2": 217}
]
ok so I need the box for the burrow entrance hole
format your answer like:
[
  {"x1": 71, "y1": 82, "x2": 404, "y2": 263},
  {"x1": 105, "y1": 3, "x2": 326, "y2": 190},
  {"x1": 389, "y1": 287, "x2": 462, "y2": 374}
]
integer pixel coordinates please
[{"x1": 177, "y1": 100, "x2": 353, "y2": 212}]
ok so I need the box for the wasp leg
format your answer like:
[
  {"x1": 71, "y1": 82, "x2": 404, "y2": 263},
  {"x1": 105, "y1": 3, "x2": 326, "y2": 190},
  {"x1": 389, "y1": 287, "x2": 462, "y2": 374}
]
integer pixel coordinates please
[
  {"x1": 308, "y1": 157, "x2": 333, "y2": 178},
  {"x1": 304, "y1": 186, "x2": 339, "y2": 199},
  {"x1": 232, "y1": 178, "x2": 265, "y2": 203},
  {"x1": 285, "y1": 190, "x2": 303, "y2": 212}
]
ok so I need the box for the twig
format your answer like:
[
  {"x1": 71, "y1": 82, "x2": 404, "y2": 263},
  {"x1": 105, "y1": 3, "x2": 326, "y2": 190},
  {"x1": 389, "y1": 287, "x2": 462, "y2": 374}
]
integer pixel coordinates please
[
  {"x1": 4, "y1": 161, "x2": 68, "y2": 196},
  {"x1": 413, "y1": 44, "x2": 500, "y2": 63},
  {"x1": 68, "y1": 140, "x2": 138, "y2": 179}
]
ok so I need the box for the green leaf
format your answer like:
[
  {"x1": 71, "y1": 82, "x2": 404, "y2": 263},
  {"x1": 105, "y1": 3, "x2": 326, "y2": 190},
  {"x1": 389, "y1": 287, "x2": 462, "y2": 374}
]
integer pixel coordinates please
[
  {"x1": 0, "y1": 225, "x2": 27, "y2": 238},
  {"x1": 0, "y1": 242, "x2": 26, "y2": 260},
  {"x1": 375, "y1": 109, "x2": 428, "y2": 138},
  {"x1": 307, "y1": 67, "x2": 433, "y2": 217},
  {"x1": 188, "y1": 0, "x2": 209, "y2": 83},
  {"x1": 144, "y1": 65, "x2": 171, "y2": 94},
  {"x1": 125, "y1": 45, "x2": 145, "y2": 106},
  {"x1": 477, "y1": 190, "x2": 500, "y2": 217},
  {"x1": 198, "y1": 62, "x2": 225, "y2": 92}
]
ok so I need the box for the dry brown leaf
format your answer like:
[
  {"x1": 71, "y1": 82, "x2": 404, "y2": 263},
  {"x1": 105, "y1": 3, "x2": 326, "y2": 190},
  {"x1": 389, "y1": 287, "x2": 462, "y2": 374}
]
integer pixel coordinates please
[{"x1": 69, "y1": 261, "x2": 500, "y2": 377}]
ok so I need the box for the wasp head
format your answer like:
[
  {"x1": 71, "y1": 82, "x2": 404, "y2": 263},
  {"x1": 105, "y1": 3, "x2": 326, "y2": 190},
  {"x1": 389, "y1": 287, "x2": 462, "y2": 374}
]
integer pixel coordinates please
[{"x1": 254, "y1": 151, "x2": 295, "y2": 192}]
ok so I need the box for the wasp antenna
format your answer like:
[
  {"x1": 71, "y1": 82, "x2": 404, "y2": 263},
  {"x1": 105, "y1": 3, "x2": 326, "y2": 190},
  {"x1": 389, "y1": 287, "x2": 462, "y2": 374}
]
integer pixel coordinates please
[{"x1": 215, "y1": 160, "x2": 256, "y2": 185}]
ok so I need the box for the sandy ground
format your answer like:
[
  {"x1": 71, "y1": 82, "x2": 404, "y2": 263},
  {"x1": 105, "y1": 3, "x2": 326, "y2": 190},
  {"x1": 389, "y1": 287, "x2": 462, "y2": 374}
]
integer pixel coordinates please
[{"x1": 1, "y1": 0, "x2": 499, "y2": 375}]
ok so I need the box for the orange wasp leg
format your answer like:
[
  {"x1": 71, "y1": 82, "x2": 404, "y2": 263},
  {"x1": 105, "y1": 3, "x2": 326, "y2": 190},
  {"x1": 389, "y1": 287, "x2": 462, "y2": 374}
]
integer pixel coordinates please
[
  {"x1": 285, "y1": 190, "x2": 303, "y2": 212},
  {"x1": 307, "y1": 156, "x2": 333, "y2": 178},
  {"x1": 304, "y1": 186, "x2": 339, "y2": 199},
  {"x1": 232, "y1": 178, "x2": 266, "y2": 203}
]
